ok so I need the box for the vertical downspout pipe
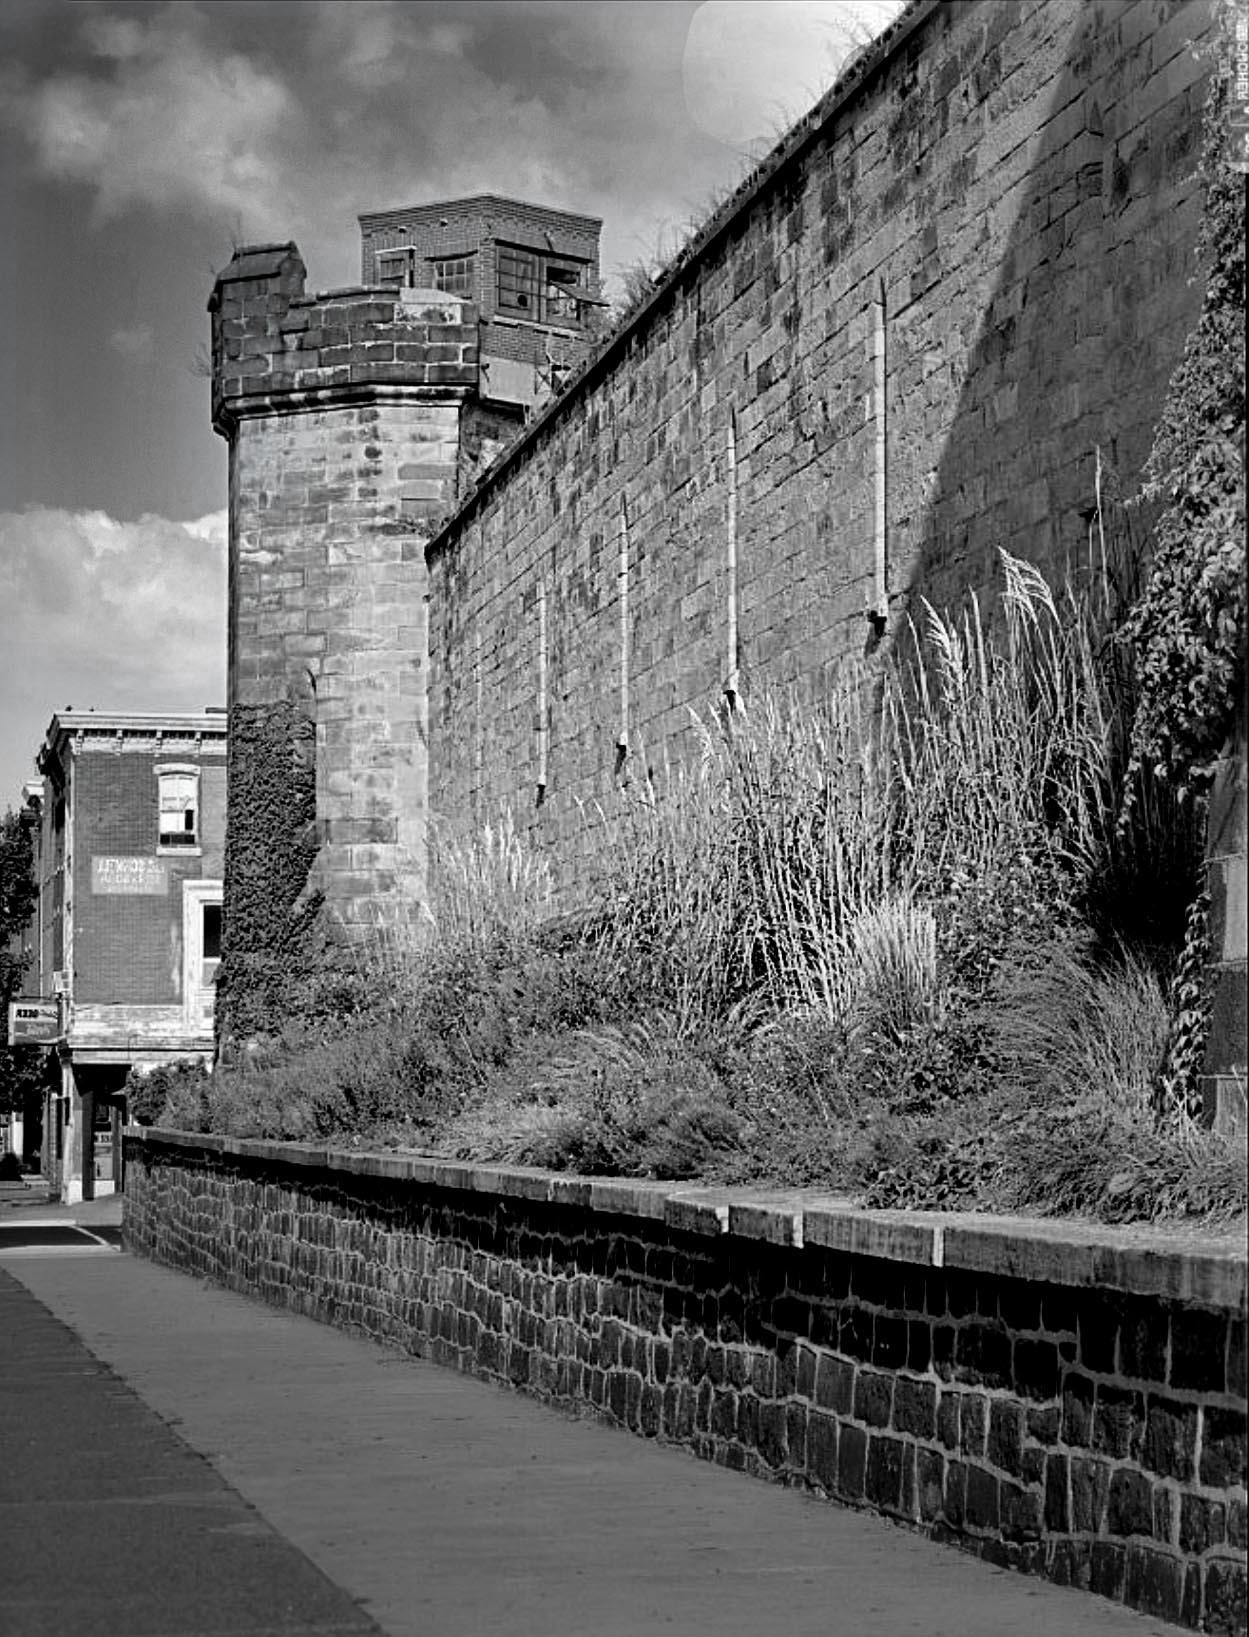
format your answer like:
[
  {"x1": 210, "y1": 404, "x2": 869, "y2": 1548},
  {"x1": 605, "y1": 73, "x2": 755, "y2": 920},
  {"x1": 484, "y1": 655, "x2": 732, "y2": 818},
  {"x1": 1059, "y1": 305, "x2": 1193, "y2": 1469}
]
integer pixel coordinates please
[
  {"x1": 618, "y1": 499, "x2": 630, "y2": 758},
  {"x1": 871, "y1": 279, "x2": 888, "y2": 626},
  {"x1": 726, "y1": 409, "x2": 740, "y2": 707},
  {"x1": 536, "y1": 579, "x2": 548, "y2": 803},
  {"x1": 473, "y1": 623, "x2": 484, "y2": 815}
]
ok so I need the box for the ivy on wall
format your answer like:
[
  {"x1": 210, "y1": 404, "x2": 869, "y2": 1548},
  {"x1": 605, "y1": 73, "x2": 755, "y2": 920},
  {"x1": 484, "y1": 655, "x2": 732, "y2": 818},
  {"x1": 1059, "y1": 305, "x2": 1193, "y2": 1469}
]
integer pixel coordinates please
[
  {"x1": 216, "y1": 700, "x2": 324, "y2": 1045},
  {"x1": 0, "y1": 805, "x2": 41, "y2": 1123},
  {"x1": 1126, "y1": 3, "x2": 1247, "y2": 792}
]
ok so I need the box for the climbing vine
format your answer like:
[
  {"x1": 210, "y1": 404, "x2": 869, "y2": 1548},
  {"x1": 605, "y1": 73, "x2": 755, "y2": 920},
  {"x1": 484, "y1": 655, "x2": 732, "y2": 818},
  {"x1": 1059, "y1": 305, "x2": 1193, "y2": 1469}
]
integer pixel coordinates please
[
  {"x1": 1154, "y1": 884, "x2": 1214, "y2": 1126},
  {"x1": 1125, "y1": 1, "x2": 1247, "y2": 792},
  {"x1": 215, "y1": 699, "x2": 379, "y2": 1049},
  {"x1": 217, "y1": 700, "x2": 323, "y2": 1045}
]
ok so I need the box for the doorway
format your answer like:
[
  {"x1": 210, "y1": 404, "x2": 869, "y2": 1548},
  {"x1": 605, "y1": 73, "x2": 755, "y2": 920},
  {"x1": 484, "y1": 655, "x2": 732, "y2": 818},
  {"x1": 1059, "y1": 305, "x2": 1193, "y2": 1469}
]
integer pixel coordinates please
[{"x1": 182, "y1": 880, "x2": 223, "y2": 1036}]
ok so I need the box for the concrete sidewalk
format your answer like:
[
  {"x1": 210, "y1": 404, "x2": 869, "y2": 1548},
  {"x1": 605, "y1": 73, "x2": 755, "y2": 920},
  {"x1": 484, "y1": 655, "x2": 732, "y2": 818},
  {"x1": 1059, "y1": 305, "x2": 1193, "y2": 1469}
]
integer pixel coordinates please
[
  {"x1": 0, "y1": 1189, "x2": 123, "y2": 1227},
  {"x1": 0, "y1": 1270, "x2": 380, "y2": 1637},
  {"x1": 3, "y1": 1250, "x2": 1176, "y2": 1637}
]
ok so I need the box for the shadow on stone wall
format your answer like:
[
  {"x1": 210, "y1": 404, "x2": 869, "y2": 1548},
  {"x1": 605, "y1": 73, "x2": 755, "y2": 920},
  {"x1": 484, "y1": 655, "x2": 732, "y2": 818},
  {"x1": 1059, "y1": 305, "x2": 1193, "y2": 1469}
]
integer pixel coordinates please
[
  {"x1": 889, "y1": 0, "x2": 1206, "y2": 627},
  {"x1": 876, "y1": 0, "x2": 1212, "y2": 963}
]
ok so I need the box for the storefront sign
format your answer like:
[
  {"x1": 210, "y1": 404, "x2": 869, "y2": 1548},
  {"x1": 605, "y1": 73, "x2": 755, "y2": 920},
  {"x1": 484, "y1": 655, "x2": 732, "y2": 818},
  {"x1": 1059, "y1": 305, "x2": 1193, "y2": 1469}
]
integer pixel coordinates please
[
  {"x1": 8, "y1": 997, "x2": 61, "y2": 1045},
  {"x1": 92, "y1": 856, "x2": 168, "y2": 895}
]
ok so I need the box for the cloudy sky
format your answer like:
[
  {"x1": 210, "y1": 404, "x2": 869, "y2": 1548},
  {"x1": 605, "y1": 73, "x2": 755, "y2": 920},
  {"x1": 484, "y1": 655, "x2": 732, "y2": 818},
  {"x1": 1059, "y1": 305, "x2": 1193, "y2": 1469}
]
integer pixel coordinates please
[{"x1": 0, "y1": 0, "x2": 903, "y2": 801}]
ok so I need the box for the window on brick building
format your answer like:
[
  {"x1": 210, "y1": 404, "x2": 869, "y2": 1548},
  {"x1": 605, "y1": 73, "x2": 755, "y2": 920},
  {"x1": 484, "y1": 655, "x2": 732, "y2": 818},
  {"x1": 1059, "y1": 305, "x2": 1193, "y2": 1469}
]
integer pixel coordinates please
[
  {"x1": 544, "y1": 264, "x2": 583, "y2": 325},
  {"x1": 375, "y1": 247, "x2": 415, "y2": 286},
  {"x1": 428, "y1": 254, "x2": 474, "y2": 297},
  {"x1": 497, "y1": 245, "x2": 540, "y2": 315},
  {"x1": 157, "y1": 768, "x2": 199, "y2": 850},
  {"x1": 201, "y1": 902, "x2": 222, "y2": 986},
  {"x1": 497, "y1": 245, "x2": 589, "y2": 326}
]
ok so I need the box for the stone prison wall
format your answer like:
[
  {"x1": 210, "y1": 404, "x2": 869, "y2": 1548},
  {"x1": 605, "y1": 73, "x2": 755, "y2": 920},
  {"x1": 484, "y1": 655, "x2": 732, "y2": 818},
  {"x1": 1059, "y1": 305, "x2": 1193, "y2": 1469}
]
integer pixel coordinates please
[
  {"x1": 124, "y1": 1131, "x2": 1248, "y2": 1632},
  {"x1": 207, "y1": 0, "x2": 1228, "y2": 975},
  {"x1": 425, "y1": 0, "x2": 1214, "y2": 881}
]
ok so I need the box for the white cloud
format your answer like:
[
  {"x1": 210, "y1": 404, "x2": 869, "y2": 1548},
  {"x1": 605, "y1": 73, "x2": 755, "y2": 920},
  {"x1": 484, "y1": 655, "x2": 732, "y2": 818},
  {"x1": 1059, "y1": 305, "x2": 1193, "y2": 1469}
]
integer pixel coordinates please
[
  {"x1": 0, "y1": 506, "x2": 226, "y2": 796},
  {"x1": 1, "y1": 4, "x2": 297, "y2": 228},
  {"x1": 306, "y1": 2, "x2": 473, "y2": 90},
  {"x1": 0, "y1": 1, "x2": 910, "y2": 360},
  {"x1": 1, "y1": 2, "x2": 714, "y2": 297},
  {"x1": 683, "y1": 1, "x2": 907, "y2": 148},
  {"x1": 182, "y1": 510, "x2": 227, "y2": 546}
]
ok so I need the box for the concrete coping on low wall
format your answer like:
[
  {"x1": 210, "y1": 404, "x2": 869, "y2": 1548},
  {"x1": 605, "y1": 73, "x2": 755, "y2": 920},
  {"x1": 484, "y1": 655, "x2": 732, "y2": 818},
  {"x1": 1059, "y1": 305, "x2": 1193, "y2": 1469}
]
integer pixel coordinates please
[{"x1": 128, "y1": 1127, "x2": 1247, "y2": 1314}]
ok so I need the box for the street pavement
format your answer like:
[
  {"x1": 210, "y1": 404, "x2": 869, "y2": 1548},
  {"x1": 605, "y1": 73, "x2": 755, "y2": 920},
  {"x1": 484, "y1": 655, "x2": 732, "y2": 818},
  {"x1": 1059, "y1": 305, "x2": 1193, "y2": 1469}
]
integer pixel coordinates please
[
  {"x1": 1, "y1": 1269, "x2": 380, "y2": 1636},
  {"x1": 2, "y1": 1220, "x2": 1181, "y2": 1637},
  {"x1": 0, "y1": 1190, "x2": 124, "y2": 1228},
  {"x1": 0, "y1": 1191, "x2": 123, "y2": 1255}
]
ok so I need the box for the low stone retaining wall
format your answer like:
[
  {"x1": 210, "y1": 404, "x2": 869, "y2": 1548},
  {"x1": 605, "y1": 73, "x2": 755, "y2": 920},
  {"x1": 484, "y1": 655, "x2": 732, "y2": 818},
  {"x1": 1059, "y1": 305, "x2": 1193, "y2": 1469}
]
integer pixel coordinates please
[{"x1": 123, "y1": 1129, "x2": 1247, "y2": 1632}]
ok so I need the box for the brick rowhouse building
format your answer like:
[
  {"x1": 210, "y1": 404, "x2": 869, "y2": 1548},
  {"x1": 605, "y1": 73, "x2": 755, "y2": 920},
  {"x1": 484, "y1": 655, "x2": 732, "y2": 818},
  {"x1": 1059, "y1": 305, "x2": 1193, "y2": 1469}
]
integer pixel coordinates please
[{"x1": 29, "y1": 710, "x2": 226, "y2": 1202}]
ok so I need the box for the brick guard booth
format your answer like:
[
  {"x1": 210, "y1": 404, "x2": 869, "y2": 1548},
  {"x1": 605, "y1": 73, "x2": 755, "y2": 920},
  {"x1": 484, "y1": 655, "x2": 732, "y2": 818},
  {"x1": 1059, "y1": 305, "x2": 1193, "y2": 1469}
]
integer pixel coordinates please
[{"x1": 124, "y1": 1131, "x2": 1247, "y2": 1633}]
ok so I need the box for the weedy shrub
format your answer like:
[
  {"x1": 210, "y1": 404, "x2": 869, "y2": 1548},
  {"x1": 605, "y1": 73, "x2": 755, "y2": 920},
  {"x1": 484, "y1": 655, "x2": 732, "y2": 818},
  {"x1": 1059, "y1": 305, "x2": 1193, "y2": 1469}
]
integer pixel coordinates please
[
  {"x1": 715, "y1": 1008, "x2": 858, "y2": 1187},
  {"x1": 211, "y1": 1015, "x2": 446, "y2": 1140},
  {"x1": 147, "y1": 1020, "x2": 423, "y2": 1143},
  {"x1": 861, "y1": 936, "x2": 1245, "y2": 1223},
  {"x1": 446, "y1": 1016, "x2": 744, "y2": 1178},
  {"x1": 127, "y1": 1059, "x2": 212, "y2": 1129},
  {"x1": 194, "y1": 813, "x2": 624, "y2": 1148}
]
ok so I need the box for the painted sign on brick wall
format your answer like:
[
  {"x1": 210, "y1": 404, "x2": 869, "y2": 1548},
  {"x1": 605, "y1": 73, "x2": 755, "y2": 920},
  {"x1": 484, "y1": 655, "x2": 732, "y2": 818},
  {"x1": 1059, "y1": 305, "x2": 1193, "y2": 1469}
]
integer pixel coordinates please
[
  {"x1": 91, "y1": 856, "x2": 168, "y2": 895},
  {"x1": 7, "y1": 997, "x2": 60, "y2": 1044}
]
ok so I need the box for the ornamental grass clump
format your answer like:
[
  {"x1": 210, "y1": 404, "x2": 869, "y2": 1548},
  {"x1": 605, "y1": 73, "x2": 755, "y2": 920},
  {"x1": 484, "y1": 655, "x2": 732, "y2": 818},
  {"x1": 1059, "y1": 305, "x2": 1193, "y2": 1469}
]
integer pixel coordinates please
[
  {"x1": 707, "y1": 686, "x2": 894, "y2": 1023},
  {"x1": 885, "y1": 551, "x2": 1118, "y2": 909},
  {"x1": 629, "y1": 544, "x2": 1151, "y2": 1042},
  {"x1": 423, "y1": 811, "x2": 554, "y2": 958},
  {"x1": 846, "y1": 897, "x2": 940, "y2": 1042},
  {"x1": 582, "y1": 751, "x2": 746, "y2": 1031}
]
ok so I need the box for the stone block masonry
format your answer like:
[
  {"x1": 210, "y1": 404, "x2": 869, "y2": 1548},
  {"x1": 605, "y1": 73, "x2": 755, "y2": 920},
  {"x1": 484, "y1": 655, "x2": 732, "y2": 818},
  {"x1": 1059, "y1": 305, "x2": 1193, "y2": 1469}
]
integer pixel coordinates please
[
  {"x1": 125, "y1": 1129, "x2": 1248, "y2": 1633},
  {"x1": 209, "y1": 245, "x2": 491, "y2": 1030},
  {"x1": 213, "y1": 1, "x2": 1238, "y2": 1047},
  {"x1": 424, "y1": 0, "x2": 1216, "y2": 885}
]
